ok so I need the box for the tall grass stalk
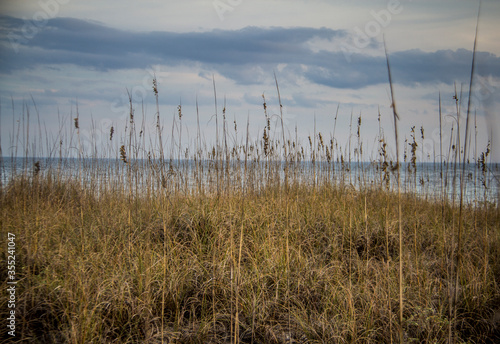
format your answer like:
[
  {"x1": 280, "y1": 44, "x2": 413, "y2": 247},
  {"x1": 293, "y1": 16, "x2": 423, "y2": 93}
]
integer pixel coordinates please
[
  {"x1": 384, "y1": 37, "x2": 403, "y2": 343},
  {"x1": 453, "y1": 6, "x2": 480, "y2": 342},
  {"x1": 439, "y1": 92, "x2": 445, "y2": 249},
  {"x1": 274, "y1": 72, "x2": 288, "y2": 193},
  {"x1": 213, "y1": 75, "x2": 220, "y2": 196}
]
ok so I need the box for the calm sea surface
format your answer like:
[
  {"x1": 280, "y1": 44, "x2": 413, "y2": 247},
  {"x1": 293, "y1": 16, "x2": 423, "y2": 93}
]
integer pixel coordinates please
[{"x1": 1, "y1": 157, "x2": 499, "y2": 205}]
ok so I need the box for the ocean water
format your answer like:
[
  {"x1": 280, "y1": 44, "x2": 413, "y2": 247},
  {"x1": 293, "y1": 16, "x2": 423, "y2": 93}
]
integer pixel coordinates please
[{"x1": 1, "y1": 156, "x2": 499, "y2": 205}]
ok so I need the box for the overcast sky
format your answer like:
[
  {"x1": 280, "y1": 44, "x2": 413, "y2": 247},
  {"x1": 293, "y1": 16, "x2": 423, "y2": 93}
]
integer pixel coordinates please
[{"x1": 1, "y1": 0, "x2": 499, "y2": 162}]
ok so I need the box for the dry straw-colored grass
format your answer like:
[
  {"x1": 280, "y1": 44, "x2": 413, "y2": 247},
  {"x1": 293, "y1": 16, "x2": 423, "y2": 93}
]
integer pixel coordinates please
[{"x1": 1, "y1": 163, "x2": 499, "y2": 343}]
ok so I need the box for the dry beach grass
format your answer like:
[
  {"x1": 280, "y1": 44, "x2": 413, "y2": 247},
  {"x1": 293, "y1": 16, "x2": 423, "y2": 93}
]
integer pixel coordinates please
[{"x1": 1, "y1": 167, "x2": 499, "y2": 343}]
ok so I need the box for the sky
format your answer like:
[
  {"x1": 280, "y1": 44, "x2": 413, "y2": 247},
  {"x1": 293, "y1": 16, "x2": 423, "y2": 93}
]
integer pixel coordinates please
[{"x1": 0, "y1": 0, "x2": 499, "y2": 162}]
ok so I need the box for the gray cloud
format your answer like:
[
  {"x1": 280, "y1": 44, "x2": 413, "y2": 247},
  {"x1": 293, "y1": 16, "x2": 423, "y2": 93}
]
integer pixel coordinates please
[{"x1": 1, "y1": 15, "x2": 499, "y2": 91}]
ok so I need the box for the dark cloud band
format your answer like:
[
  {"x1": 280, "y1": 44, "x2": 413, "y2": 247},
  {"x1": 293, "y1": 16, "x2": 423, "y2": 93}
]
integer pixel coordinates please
[{"x1": 1, "y1": 15, "x2": 499, "y2": 90}]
